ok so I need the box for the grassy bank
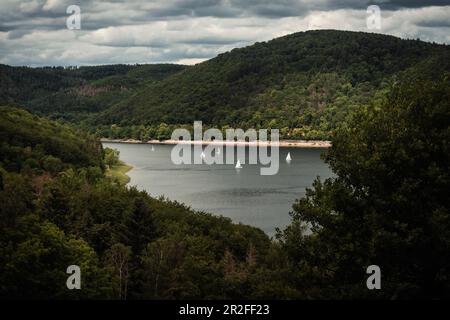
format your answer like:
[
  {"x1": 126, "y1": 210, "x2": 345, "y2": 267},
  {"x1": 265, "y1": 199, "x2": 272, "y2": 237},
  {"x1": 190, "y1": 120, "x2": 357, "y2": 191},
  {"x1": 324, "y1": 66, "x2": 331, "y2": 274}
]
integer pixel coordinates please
[{"x1": 106, "y1": 161, "x2": 133, "y2": 185}]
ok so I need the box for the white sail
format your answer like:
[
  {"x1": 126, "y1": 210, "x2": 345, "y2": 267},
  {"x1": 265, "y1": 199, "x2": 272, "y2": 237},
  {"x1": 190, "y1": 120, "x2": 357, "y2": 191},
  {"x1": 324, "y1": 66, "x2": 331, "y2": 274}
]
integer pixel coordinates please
[
  {"x1": 151, "y1": 145, "x2": 155, "y2": 152},
  {"x1": 235, "y1": 159, "x2": 242, "y2": 169},
  {"x1": 201, "y1": 151, "x2": 206, "y2": 159},
  {"x1": 286, "y1": 152, "x2": 292, "y2": 162},
  {"x1": 217, "y1": 147, "x2": 221, "y2": 155}
]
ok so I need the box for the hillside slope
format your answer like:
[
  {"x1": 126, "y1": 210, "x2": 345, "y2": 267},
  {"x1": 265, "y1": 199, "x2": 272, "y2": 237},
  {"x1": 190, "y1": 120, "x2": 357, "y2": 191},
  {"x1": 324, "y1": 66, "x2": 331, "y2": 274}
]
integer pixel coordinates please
[
  {"x1": 1, "y1": 30, "x2": 448, "y2": 140},
  {"x1": 95, "y1": 30, "x2": 449, "y2": 139},
  {"x1": 0, "y1": 64, "x2": 187, "y2": 122},
  {"x1": 0, "y1": 107, "x2": 281, "y2": 299},
  {"x1": 0, "y1": 106, "x2": 104, "y2": 172}
]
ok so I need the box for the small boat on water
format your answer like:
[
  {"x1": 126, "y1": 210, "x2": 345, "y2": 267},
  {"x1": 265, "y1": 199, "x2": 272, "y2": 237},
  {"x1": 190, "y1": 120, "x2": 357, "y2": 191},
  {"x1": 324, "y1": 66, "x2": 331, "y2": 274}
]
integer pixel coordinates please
[
  {"x1": 201, "y1": 151, "x2": 206, "y2": 159},
  {"x1": 235, "y1": 159, "x2": 243, "y2": 169},
  {"x1": 286, "y1": 152, "x2": 292, "y2": 162},
  {"x1": 151, "y1": 145, "x2": 155, "y2": 152}
]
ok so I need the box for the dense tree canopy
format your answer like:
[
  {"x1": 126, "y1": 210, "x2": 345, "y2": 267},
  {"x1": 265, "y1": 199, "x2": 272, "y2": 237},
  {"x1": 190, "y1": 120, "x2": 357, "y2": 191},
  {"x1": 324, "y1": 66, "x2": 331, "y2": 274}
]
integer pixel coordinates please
[
  {"x1": 277, "y1": 65, "x2": 450, "y2": 299},
  {"x1": 0, "y1": 107, "x2": 288, "y2": 299},
  {"x1": 0, "y1": 107, "x2": 103, "y2": 173},
  {"x1": 0, "y1": 64, "x2": 187, "y2": 123},
  {"x1": 94, "y1": 30, "x2": 448, "y2": 140}
]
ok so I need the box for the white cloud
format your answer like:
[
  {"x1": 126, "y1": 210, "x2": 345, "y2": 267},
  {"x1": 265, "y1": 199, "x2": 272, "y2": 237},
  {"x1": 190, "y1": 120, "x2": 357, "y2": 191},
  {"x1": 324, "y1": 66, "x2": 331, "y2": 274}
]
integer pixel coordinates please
[{"x1": 176, "y1": 58, "x2": 207, "y2": 65}]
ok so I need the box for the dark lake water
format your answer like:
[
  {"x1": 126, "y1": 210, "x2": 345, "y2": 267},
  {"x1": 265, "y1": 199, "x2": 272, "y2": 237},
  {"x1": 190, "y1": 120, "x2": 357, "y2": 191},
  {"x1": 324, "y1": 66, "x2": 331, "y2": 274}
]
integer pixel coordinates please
[{"x1": 102, "y1": 142, "x2": 333, "y2": 236}]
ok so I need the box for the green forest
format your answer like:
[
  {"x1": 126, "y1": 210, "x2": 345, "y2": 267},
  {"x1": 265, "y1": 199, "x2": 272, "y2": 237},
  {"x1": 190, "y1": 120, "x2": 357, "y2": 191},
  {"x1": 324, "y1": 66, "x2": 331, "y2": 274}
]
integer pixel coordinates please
[
  {"x1": 1, "y1": 30, "x2": 448, "y2": 141},
  {"x1": 1, "y1": 54, "x2": 449, "y2": 298},
  {"x1": 0, "y1": 30, "x2": 449, "y2": 299},
  {"x1": 0, "y1": 63, "x2": 187, "y2": 124}
]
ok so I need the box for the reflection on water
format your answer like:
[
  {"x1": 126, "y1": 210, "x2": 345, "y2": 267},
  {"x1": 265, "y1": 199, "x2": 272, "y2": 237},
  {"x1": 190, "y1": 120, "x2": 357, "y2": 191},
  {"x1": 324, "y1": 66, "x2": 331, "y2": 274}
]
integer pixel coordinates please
[{"x1": 103, "y1": 143, "x2": 333, "y2": 236}]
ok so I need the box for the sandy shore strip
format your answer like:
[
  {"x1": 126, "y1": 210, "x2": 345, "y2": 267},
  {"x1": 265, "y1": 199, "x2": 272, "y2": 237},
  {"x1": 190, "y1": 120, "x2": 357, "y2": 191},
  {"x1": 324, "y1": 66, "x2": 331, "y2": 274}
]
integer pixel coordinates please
[{"x1": 101, "y1": 138, "x2": 331, "y2": 148}]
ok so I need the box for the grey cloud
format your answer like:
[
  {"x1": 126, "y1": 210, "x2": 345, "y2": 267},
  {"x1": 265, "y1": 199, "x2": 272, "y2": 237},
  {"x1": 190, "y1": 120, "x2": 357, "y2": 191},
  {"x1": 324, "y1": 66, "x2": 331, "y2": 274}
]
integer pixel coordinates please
[
  {"x1": 2, "y1": 1, "x2": 449, "y2": 32},
  {"x1": 372, "y1": 0, "x2": 450, "y2": 9},
  {"x1": 7, "y1": 29, "x2": 34, "y2": 40},
  {"x1": 417, "y1": 21, "x2": 450, "y2": 28}
]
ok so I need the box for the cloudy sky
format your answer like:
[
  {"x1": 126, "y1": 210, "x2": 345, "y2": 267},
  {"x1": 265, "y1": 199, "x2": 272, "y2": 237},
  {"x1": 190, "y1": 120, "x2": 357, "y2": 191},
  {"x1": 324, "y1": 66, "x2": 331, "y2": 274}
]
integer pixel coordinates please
[{"x1": 1, "y1": 0, "x2": 449, "y2": 66}]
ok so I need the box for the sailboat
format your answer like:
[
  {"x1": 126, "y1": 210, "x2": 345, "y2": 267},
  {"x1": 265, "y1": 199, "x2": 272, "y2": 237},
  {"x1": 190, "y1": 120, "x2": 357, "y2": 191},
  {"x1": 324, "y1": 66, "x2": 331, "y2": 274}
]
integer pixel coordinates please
[
  {"x1": 235, "y1": 159, "x2": 243, "y2": 169},
  {"x1": 217, "y1": 147, "x2": 221, "y2": 155},
  {"x1": 200, "y1": 151, "x2": 206, "y2": 159},
  {"x1": 151, "y1": 145, "x2": 155, "y2": 152},
  {"x1": 286, "y1": 152, "x2": 292, "y2": 162}
]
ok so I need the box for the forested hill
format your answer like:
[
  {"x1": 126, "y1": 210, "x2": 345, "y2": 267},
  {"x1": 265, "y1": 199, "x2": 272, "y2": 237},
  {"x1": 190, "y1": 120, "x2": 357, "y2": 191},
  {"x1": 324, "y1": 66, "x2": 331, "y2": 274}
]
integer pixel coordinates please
[
  {"x1": 0, "y1": 107, "x2": 279, "y2": 299},
  {"x1": 1, "y1": 30, "x2": 448, "y2": 140},
  {"x1": 0, "y1": 107, "x2": 103, "y2": 173},
  {"x1": 0, "y1": 64, "x2": 187, "y2": 122},
  {"x1": 92, "y1": 30, "x2": 449, "y2": 139}
]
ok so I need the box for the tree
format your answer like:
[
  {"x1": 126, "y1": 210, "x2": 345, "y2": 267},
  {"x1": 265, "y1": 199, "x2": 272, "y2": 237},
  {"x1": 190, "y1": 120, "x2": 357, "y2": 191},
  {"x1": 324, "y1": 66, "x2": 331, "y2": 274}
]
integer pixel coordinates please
[
  {"x1": 278, "y1": 72, "x2": 450, "y2": 299},
  {"x1": 106, "y1": 243, "x2": 132, "y2": 300},
  {"x1": 104, "y1": 148, "x2": 120, "y2": 168},
  {"x1": 156, "y1": 123, "x2": 171, "y2": 141},
  {"x1": 140, "y1": 239, "x2": 185, "y2": 299},
  {"x1": 42, "y1": 155, "x2": 63, "y2": 174}
]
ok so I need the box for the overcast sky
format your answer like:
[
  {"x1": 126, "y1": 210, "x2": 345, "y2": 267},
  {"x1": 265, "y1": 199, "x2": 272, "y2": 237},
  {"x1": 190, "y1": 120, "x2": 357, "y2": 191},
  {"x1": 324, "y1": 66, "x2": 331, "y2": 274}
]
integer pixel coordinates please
[{"x1": 1, "y1": 0, "x2": 449, "y2": 66}]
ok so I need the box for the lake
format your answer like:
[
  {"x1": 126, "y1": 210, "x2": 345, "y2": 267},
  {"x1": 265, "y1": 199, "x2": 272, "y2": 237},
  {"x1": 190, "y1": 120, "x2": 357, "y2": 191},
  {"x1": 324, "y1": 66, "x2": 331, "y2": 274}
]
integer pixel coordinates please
[{"x1": 102, "y1": 142, "x2": 333, "y2": 236}]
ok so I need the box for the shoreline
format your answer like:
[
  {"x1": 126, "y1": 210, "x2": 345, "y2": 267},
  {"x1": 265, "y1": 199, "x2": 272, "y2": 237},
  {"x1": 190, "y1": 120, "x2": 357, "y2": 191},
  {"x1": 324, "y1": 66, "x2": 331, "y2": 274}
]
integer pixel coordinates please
[
  {"x1": 106, "y1": 161, "x2": 133, "y2": 185},
  {"x1": 101, "y1": 138, "x2": 332, "y2": 148}
]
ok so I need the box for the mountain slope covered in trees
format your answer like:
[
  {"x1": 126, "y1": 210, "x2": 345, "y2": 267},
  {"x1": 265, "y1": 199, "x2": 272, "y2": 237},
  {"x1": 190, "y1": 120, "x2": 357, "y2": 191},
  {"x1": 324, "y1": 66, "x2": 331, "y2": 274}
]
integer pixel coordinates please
[
  {"x1": 93, "y1": 30, "x2": 449, "y2": 139},
  {"x1": 0, "y1": 64, "x2": 187, "y2": 123},
  {"x1": 1, "y1": 30, "x2": 448, "y2": 140},
  {"x1": 0, "y1": 107, "x2": 287, "y2": 299}
]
